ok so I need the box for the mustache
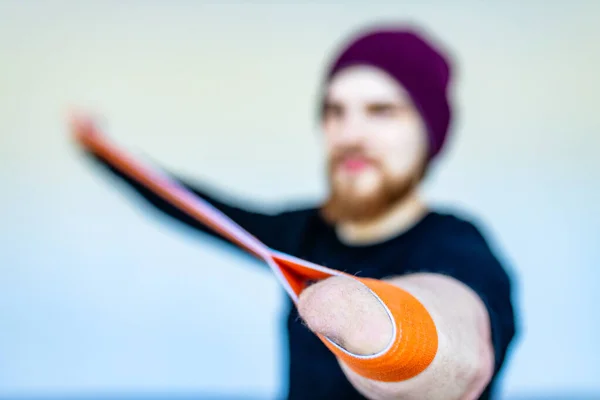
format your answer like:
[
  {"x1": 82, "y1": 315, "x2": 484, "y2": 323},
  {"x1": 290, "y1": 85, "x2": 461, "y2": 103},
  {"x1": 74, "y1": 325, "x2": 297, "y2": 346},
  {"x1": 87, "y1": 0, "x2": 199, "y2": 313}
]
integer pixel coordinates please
[{"x1": 328, "y1": 146, "x2": 380, "y2": 167}]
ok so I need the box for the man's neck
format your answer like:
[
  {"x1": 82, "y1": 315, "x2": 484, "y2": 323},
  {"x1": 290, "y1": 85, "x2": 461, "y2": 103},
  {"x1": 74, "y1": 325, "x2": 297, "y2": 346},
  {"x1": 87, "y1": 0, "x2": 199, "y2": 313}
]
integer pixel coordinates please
[{"x1": 335, "y1": 191, "x2": 428, "y2": 246}]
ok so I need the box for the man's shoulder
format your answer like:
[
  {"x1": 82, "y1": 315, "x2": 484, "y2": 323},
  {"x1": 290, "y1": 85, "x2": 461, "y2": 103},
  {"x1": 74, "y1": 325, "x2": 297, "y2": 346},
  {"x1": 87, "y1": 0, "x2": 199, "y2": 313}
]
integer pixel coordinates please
[
  {"x1": 425, "y1": 208, "x2": 495, "y2": 249},
  {"x1": 419, "y1": 208, "x2": 513, "y2": 274},
  {"x1": 278, "y1": 204, "x2": 320, "y2": 218},
  {"x1": 421, "y1": 208, "x2": 517, "y2": 282},
  {"x1": 273, "y1": 203, "x2": 321, "y2": 224}
]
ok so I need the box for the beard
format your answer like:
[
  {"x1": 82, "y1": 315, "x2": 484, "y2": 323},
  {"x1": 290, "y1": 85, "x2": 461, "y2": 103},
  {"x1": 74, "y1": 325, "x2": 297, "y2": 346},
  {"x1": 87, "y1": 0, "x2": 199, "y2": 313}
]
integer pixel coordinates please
[{"x1": 320, "y1": 147, "x2": 426, "y2": 224}]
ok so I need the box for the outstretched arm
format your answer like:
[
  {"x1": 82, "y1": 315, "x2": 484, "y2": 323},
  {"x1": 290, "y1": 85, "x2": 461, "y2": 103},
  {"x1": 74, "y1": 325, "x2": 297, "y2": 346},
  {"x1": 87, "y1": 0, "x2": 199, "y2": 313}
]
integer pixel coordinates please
[{"x1": 73, "y1": 116, "x2": 288, "y2": 254}]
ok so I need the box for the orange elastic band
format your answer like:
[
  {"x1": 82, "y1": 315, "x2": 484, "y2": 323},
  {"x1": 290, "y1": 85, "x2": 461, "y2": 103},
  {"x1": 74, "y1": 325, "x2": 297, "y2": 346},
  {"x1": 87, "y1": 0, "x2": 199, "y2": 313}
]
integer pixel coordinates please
[{"x1": 70, "y1": 115, "x2": 438, "y2": 382}]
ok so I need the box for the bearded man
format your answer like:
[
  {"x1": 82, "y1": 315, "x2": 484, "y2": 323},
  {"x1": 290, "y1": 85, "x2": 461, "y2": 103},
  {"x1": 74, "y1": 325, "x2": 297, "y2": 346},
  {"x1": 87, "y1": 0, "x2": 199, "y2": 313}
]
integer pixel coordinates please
[{"x1": 77, "y1": 25, "x2": 518, "y2": 400}]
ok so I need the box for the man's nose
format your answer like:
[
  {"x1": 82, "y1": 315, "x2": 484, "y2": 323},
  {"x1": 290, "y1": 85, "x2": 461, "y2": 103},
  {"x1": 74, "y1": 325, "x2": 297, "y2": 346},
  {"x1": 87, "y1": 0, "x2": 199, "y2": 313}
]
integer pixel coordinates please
[{"x1": 335, "y1": 114, "x2": 367, "y2": 146}]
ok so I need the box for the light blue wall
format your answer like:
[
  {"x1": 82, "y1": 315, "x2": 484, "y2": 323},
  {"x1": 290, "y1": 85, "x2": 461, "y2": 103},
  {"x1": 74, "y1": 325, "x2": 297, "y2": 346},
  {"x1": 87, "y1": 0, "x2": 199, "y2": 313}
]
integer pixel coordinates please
[{"x1": 1, "y1": 1, "x2": 598, "y2": 399}]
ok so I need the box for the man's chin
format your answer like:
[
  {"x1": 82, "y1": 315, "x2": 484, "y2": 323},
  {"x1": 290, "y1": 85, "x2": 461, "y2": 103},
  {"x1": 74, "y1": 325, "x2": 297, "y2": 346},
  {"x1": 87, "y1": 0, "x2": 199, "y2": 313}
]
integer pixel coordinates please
[
  {"x1": 321, "y1": 176, "x2": 417, "y2": 224},
  {"x1": 338, "y1": 189, "x2": 374, "y2": 202},
  {"x1": 320, "y1": 188, "x2": 389, "y2": 224},
  {"x1": 333, "y1": 173, "x2": 381, "y2": 196}
]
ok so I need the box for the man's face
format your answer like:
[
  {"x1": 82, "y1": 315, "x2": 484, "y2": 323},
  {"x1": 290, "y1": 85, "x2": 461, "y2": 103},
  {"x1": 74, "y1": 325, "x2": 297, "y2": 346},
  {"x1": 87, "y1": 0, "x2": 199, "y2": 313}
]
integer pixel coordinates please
[{"x1": 320, "y1": 65, "x2": 429, "y2": 223}]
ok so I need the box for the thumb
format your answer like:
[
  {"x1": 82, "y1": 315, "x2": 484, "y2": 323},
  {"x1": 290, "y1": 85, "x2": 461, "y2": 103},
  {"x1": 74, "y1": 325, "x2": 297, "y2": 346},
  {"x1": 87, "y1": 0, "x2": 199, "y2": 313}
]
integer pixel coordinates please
[{"x1": 297, "y1": 276, "x2": 393, "y2": 356}]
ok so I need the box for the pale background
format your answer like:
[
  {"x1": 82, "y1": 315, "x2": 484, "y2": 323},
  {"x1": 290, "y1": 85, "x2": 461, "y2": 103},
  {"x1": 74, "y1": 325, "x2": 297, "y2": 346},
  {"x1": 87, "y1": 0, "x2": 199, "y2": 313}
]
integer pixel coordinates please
[{"x1": 1, "y1": 1, "x2": 599, "y2": 399}]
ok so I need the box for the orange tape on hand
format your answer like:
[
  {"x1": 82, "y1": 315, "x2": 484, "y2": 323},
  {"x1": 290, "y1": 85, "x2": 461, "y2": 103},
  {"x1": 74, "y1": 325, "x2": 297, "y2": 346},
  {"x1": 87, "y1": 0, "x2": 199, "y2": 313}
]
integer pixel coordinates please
[
  {"x1": 70, "y1": 115, "x2": 438, "y2": 382},
  {"x1": 273, "y1": 253, "x2": 438, "y2": 381}
]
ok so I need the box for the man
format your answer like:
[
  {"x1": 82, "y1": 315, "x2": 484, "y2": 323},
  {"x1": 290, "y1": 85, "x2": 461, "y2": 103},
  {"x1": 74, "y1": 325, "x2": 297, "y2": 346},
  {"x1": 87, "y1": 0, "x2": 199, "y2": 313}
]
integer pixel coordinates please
[{"x1": 78, "y1": 25, "x2": 517, "y2": 399}]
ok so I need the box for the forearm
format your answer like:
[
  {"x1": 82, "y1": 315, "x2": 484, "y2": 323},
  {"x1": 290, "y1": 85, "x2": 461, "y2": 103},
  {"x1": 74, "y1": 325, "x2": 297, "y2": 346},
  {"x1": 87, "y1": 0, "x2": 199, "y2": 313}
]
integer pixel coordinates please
[{"x1": 347, "y1": 273, "x2": 495, "y2": 400}]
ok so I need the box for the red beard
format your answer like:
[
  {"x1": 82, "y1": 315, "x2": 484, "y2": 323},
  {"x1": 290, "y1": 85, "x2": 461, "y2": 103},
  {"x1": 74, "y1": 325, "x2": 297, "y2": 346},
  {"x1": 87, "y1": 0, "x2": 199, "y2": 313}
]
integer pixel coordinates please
[{"x1": 320, "y1": 147, "x2": 426, "y2": 224}]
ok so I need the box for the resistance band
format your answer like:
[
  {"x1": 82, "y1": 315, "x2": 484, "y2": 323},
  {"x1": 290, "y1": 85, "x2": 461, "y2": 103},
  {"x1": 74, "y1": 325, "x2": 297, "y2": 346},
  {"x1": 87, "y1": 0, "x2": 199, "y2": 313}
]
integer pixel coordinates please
[{"x1": 69, "y1": 116, "x2": 438, "y2": 382}]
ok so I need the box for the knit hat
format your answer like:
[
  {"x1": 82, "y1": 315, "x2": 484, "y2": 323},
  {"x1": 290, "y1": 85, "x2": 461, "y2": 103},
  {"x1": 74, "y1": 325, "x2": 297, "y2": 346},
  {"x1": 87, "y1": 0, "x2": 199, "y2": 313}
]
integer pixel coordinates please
[{"x1": 323, "y1": 25, "x2": 454, "y2": 160}]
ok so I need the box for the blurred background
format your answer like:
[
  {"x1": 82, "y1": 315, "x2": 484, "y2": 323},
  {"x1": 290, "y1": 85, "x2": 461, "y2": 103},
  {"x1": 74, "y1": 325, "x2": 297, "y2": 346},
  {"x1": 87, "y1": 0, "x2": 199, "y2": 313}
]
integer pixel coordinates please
[{"x1": 1, "y1": 1, "x2": 599, "y2": 399}]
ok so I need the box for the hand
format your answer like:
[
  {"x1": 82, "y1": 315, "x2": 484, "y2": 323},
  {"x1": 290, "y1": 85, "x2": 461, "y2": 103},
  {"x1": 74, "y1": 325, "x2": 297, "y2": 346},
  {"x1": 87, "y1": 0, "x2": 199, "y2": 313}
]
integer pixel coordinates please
[{"x1": 69, "y1": 113, "x2": 102, "y2": 144}]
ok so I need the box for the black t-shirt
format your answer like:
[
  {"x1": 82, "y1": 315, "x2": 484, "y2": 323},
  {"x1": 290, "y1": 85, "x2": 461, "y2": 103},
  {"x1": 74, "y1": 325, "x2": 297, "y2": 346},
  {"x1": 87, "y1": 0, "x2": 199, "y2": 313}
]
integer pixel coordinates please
[{"x1": 87, "y1": 153, "x2": 518, "y2": 400}]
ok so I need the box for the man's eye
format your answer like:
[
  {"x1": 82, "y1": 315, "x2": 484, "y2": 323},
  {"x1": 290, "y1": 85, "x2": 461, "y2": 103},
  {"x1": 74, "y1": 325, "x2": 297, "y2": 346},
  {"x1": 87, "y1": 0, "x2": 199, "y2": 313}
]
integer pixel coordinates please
[
  {"x1": 368, "y1": 104, "x2": 396, "y2": 116},
  {"x1": 323, "y1": 104, "x2": 343, "y2": 118}
]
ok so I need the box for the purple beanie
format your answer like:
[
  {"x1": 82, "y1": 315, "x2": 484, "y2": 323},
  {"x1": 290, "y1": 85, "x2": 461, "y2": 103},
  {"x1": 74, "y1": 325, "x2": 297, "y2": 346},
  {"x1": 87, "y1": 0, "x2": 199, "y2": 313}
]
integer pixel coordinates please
[{"x1": 324, "y1": 26, "x2": 454, "y2": 160}]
